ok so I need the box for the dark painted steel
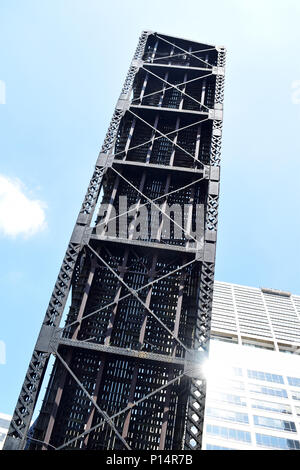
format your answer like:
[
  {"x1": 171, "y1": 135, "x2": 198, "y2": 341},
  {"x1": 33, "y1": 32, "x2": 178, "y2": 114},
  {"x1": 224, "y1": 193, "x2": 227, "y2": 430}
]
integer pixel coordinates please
[{"x1": 4, "y1": 31, "x2": 225, "y2": 451}]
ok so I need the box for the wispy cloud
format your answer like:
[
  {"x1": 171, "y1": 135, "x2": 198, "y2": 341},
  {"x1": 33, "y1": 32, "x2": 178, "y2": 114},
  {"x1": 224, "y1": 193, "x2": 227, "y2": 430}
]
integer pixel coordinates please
[{"x1": 0, "y1": 174, "x2": 46, "y2": 238}]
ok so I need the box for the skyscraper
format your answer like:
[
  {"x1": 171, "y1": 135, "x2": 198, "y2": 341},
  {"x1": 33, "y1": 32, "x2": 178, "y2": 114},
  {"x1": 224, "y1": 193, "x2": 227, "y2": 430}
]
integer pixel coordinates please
[
  {"x1": 3, "y1": 32, "x2": 226, "y2": 450},
  {"x1": 0, "y1": 413, "x2": 11, "y2": 450},
  {"x1": 203, "y1": 281, "x2": 300, "y2": 450}
]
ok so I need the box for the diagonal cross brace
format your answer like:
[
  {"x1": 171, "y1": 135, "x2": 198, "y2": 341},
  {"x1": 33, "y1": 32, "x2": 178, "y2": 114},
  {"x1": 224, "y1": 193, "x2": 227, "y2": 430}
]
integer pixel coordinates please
[
  {"x1": 87, "y1": 244, "x2": 190, "y2": 354},
  {"x1": 96, "y1": 174, "x2": 205, "y2": 235},
  {"x1": 150, "y1": 47, "x2": 216, "y2": 64},
  {"x1": 132, "y1": 70, "x2": 212, "y2": 107},
  {"x1": 61, "y1": 257, "x2": 197, "y2": 334},
  {"x1": 55, "y1": 351, "x2": 131, "y2": 450},
  {"x1": 142, "y1": 65, "x2": 210, "y2": 111},
  {"x1": 110, "y1": 165, "x2": 201, "y2": 247},
  {"x1": 111, "y1": 116, "x2": 209, "y2": 162},
  {"x1": 155, "y1": 34, "x2": 214, "y2": 69},
  {"x1": 128, "y1": 109, "x2": 203, "y2": 166},
  {"x1": 55, "y1": 363, "x2": 201, "y2": 450}
]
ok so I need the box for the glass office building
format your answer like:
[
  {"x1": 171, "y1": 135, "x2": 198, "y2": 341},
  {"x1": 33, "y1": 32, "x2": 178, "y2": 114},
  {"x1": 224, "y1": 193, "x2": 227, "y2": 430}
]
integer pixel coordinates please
[
  {"x1": 203, "y1": 281, "x2": 300, "y2": 450},
  {"x1": 0, "y1": 413, "x2": 11, "y2": 450}
]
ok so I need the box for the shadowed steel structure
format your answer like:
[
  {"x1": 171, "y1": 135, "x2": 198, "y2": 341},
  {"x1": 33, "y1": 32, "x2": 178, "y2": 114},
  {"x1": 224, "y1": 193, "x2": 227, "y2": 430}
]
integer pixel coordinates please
[{"x1": 4, "y1": 31, "x2": 226, "y2": 451}]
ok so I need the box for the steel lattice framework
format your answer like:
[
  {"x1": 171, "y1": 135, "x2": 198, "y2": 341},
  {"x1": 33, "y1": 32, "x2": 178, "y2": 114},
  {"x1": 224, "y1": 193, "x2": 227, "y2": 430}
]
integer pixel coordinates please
[{"x1": 4, "y1": 31, "x2": 226, "y2": 451}]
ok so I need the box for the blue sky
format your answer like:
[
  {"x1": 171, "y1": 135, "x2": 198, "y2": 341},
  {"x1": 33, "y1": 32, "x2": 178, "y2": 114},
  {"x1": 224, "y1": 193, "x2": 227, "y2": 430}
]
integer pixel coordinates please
[{"x1": 1, "y1": 0, "x2": 300, "y2": 416}]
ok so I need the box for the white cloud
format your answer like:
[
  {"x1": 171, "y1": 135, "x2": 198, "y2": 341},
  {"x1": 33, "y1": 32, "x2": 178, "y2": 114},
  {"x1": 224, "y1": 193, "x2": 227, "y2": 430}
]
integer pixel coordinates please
[{"x1": 0, "y1": 174, "x2": 47, "y2": 238}]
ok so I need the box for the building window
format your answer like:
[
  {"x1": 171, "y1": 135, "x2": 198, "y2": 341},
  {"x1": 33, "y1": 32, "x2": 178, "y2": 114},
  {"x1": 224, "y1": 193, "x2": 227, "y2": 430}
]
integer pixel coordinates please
[
  {"x1": 249, "y1": 383, "x2": 288, "y2": 398},
  {"x1": 233, "y1": 367, "x2": 243, "y2": 377},
  {"x1": 213, "y1": 379, "x2": 245, "y2": 391},
  {"x1": 291, "y1": 390, "x2": 300, "y2": 401},
  {"x1": 210, "y1": 336, "x2": 238, "y2": 344},
  {"x1": 0, "y1": 418, "x2": 10, "y2": 428},
  {"x1": 206, "y1": 444, "x2": 236, "y2": 450},
  {"x1": 242, "y1": 341, "x2": 274, "y2": 350},
  {"x1": 287, "y1": 377, "x2": 300, "y2": 388},
  {"x1": 256, "y1": 433, "x2": 300, "y2": 450},
  {"x1": 279, "y1": 348, "x2": 294, "y2": 354},
  {"x1": 253, "y1": 415, "x2": 297, "y2": 432},
  {"x1": 251, "y1": 398, "x2": 292, "y2": 415},
  {"x1": 206, "y1": 424, "x2": 251, "y2": 443},
  {"x1": 208, "y1": 391, "x2": 247, "y2": 407},
  {"x1": 206, "y1": 407, "x2": 249, "y2": 424},
  {"x1": 247, "y1": 369, "x2": 284, "y2": 384}
]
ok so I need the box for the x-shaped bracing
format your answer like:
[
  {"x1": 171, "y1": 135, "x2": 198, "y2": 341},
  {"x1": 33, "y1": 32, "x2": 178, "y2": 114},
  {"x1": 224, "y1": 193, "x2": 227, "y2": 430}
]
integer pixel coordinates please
[
  {"x1": 111, "y1": 116, "x2": 210, "y2": 165},
  {"x1": 53, "y1": 360, "x2": 199, "y2": 450},
  {"x1": 61, "y1": 255, "x2": 197, "y2": 335},
  {"x1": 127, "y1": 109, "x2": 207, "y2": 167},
  {"x1": 96, "y1": 173, "x2": 205, "y2": 237},
  {"x1": 154, "y1": 33, "x2": 215, "y2": 69},
  {"x1": 140, "y1": 65, "x2": 211, "y2": 111},
  {"x1": 55, "y1": 351, "x2": 131, "y2": 449},
  {"x1": 87, "y1": 243, "x2": 189, "y2": 354},
  {"x1": 61, "y1": 171, "x2": 204, "y2": 335},
  {"x1": 132, "y1": 68, "x2": 212, "y2": 111},
  {"x1": 109, "y1": 165, "x2": 202, "y2": 247},
  {"x1": 149, "y1": 46, "x2": 216, "y2": 64}
]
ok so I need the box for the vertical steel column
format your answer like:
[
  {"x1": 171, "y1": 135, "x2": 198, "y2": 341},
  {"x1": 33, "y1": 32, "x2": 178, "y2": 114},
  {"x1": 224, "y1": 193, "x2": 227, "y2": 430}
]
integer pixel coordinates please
[{"x1": 184, "y1": 45, "x2": 226, "y2": 450}]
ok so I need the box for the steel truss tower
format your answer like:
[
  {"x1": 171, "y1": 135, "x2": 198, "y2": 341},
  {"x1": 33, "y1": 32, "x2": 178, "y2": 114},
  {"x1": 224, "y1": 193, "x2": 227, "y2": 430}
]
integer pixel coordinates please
[{"x1": 4, "y1": 31, "x2": 226, "y2": 451}]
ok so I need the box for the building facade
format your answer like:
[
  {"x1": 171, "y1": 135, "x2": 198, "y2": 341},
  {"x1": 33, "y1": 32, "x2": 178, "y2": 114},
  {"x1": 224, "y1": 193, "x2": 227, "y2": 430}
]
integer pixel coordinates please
[
  {"x1": 203, "y1": 281, "x2": 300, "y2": 450},
  {"x1": 4, "y1": 32, "x2": 226, "y2": 451},
  {"x1": 0, "y1": 413, "x2": 11, "y2": 450}
]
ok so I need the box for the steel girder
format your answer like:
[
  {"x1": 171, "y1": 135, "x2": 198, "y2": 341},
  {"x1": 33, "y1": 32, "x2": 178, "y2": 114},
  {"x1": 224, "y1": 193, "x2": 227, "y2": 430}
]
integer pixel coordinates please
[{"x1": 3, "y1": 31, "x2": 225, "y2": 451}]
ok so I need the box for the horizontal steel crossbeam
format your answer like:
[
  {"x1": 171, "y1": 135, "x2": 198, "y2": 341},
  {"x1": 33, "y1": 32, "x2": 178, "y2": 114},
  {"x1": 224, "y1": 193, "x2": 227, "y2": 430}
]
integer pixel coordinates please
[{"x1": 53, "y1": 336, "x2": 198, "y2": 369}]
